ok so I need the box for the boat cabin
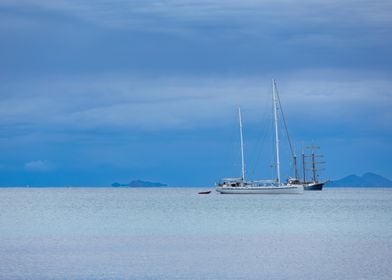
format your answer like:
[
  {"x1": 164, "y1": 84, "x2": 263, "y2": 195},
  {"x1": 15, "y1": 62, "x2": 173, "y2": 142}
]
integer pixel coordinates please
[{"x1": 217, "y1": 178, "x2": 244, "y2": 187}]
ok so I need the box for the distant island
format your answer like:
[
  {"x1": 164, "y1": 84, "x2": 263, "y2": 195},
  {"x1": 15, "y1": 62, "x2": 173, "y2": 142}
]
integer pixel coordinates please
[
  {"x1": 326, "y1": 172, "x2": 392, "y2": 188},
  {"x1": 1, "y1": 173, "x2": 391, "y2": 188},
  {"x1": 111, "y1": 180, "x2": 168, "y2": 188}
]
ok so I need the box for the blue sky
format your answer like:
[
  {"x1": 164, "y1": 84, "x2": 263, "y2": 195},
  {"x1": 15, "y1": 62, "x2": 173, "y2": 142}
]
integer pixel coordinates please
[{"x1": 0, "y1": 0, "x2": 391, "y2": 186}]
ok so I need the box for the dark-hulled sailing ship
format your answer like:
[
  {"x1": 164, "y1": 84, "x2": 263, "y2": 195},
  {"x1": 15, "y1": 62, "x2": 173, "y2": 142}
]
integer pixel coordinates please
[{"x1": 289, "y1": 145, "x2": 326, "y2": 191}]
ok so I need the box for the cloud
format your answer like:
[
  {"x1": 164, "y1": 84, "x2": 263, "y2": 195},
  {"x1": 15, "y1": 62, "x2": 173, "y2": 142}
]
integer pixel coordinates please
[
  {"x1": 0, "y1": 74, "x2": 261, "y2": 131},
  {"x1": 0, "y1": 1, "x2": 390, "y2": 184},
  {"x1": 0, "y1": 70, "x2": 391, "y2": 138},
  {"x1": 3, "y1": 0, "x2": 392, "y2": 43},
  {"x1": 1, "y1": 0, "x2": 390, "y2": 81},
  {"x1": 17, "y1": 1, "x2": 392, "y2": 26},
  {"x1": 24, "y1": 160, "x2": 55, "y2": 171},
  {"x1": 0, "y1": 1, "x2": 390, "y2": 139}
]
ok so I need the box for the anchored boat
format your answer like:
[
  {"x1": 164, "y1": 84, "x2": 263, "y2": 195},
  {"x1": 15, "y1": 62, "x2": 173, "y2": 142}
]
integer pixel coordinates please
[
  {"x1": 300, "y1": 145, "x2": 327, "y2": 190},
  {"x1": 287, "y1": 143, "x2": 327, "y2": 191},
  {"x1": 216, "y1": 80, "x2": 304, "y2": 194}
]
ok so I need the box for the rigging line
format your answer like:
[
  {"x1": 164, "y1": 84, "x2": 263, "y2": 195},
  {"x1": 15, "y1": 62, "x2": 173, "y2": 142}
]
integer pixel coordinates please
[
  {"x1": 270, "y1": 113, "x2": 275, "y2": 179},
  {"x1": 275, "y1": 84, "x2": 295, "y2": 158},
  {"x1": 248, "y1": 101, "x2": 271, "y2": 176},
  {"x1": 269, "y1": 97, "x2": 276, "y2": 179},
  {"x1": 247, "y1": 92, "x2": 273, "y2": 178},
  {"x1": 223, "y1": 110, "x2": 241, "y2": 176},
  {"x1": 248, "y1": 114, "x2": 272, "y2": 178}
]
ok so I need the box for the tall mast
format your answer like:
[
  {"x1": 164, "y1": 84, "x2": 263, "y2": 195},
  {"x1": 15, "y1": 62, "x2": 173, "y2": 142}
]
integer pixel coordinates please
[
  {"x1": 307, "y1": 144, "x2": 321, "y2": 182},
  {"x1": 272, "y1": 80, "x2": 281, "y2": 185},
  {"x1": 312, "y1": 149, "x2": 316, "y2": 182},
  {"x1": 275, "y1": 85, "x2": 296, "y2": 180},
  {"x1": 302, "y1": 142, "x2": 306, "y2": 182},
  {"x1": 238, "y1": 107, "x2": 245, "y2": 182},
  {"x1": 293, "y1": 152, "x2": 298, "y2": 179}
]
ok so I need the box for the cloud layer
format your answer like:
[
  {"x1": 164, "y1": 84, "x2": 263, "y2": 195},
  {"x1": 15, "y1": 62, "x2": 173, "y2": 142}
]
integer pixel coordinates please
[
  {"x1": 0, "y1": 1, "x2": 391, "y2": 185},
  {"x1": 0, "y1": 71, "x2": 391, "y2": 134}
]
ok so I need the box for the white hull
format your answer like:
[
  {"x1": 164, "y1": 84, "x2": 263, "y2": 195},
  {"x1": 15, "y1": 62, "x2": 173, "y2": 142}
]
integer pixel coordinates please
[{"x1": 216, "y1": 184, "x2": 304, "y2": 194}]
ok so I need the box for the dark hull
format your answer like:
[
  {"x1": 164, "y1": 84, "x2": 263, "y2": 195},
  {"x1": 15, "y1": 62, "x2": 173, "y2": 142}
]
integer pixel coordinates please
[
  {"x1": 198, "y1": 191, "x2": 211, "y2": 194},
  {"x1": 304, "y1": 182, "x2": 324, "y2": 191}
]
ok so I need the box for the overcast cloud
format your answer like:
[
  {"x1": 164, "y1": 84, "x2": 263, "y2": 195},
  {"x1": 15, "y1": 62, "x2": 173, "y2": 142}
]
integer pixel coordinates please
[{"x1": 0, "y1": 0, "x2": 391, "y2": 185}]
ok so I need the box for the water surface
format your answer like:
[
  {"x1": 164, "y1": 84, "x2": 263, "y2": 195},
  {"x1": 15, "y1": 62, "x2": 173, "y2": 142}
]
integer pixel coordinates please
[{"x1": 1, "y1": 188, "x2": 391, "y2": 279}]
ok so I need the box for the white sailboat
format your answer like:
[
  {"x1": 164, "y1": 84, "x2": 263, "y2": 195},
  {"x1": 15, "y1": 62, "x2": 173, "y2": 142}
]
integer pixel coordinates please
[{"x1": 216, "y1": 80, "x2": 304, "y2": 194}]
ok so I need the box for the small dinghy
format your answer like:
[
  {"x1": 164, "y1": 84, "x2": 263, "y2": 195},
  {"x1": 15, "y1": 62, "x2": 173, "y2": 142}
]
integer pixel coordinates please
[{"x1": 198, "y1": 191, "x2": 211, "y2": 194}]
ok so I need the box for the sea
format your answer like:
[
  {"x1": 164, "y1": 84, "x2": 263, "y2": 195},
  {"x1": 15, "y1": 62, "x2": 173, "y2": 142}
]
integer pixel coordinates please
[{"x1": 1, "y1": 187, "x2": 391, "y2": 280}]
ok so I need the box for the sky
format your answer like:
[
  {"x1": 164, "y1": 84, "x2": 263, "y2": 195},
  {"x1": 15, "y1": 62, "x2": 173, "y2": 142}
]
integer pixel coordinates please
[{"x1": 0, "y1": 0, "x2": 391, "y2": 186}]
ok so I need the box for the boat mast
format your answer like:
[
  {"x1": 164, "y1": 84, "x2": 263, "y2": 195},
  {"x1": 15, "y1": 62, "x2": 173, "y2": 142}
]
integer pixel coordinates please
[
  {"x1": 308, "y1": 145, "x2": 321, "y2": 182},
  {"x1": 238, "y1": 107, "x2": 245, "y2": 182},
  {"x1": 312, "y1": 149, "x2": 316, "y2": 182},
  {"x1": 303, "y1": 144, "x2": 324, "y2": 183},
  {"x1": 293, "y1": 152, "x2": 298, "y2": 180},
  {"x1": 302, "y1": 142, "x2": 306, "y2": 182},
  {"x1": 272, "y1": 80, "x2": 281, "y2": 185}
]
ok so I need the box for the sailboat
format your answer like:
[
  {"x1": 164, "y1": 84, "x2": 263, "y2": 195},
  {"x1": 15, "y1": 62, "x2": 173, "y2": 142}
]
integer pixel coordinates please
[
  {"x1": 216, "y1": 80, "x2": 304, "y2": 194},
  {"x1": 296, "y1": 145, "x2": 327, "y2": 191}
]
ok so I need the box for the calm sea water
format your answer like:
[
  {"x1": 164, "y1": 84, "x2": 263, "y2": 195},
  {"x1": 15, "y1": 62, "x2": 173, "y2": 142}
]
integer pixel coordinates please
[{"x1": 1, "y1": 188, "x2": 391, "y2": 280}]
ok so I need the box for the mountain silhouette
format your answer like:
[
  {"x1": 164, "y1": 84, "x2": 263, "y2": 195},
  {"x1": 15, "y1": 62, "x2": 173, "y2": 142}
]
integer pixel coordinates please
[{"x1": 327, "y1": 172, "x2": 392, "y2": 187}]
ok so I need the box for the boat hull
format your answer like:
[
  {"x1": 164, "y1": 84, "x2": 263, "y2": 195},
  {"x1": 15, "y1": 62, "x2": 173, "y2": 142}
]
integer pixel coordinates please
[
  {"x1": 304, "y1": 182, "x2": 324, "y2": 191},
  {"x1": 198, "y1": 191, "x2": 211, "y2": 194},
  {"x1": 216, "y1": 185, "x2": 303, "y2": 194}
]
